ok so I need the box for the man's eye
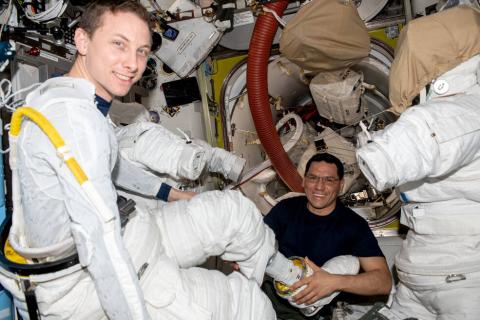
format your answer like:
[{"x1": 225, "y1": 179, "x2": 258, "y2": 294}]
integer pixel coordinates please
[
  {"x1": 113, "y1": 41, "x2": 124, "y2": 48},
  {"x1": 138, "y1": 49, "x2": 150, "y2": 57}
]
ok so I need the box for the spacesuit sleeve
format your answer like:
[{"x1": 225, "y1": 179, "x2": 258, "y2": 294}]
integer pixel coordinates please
[
  {"x1": 192, "y1": 139, "x2": 246, "y2": 182},
  {"x1": 356, "y1": 107, "x2": 440, "y2": 190},
  {"x1": 356, "y1": 100, "x2": 480, "y2": 191},
  {"x1": 42, "y1": 101, "x2": 150, "y2": 319},
  {"x1": 112, "y1": 152, "x2": 171, "y2": 200},
  {"x1": 115, "y1": 122, "x2": 208, "y2": 180}
]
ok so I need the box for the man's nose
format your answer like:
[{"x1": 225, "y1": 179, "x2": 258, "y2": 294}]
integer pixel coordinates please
[
  {"x1": 123, "y1": 50, "x2": 138, "y2": 72},
  {"x1": 314, "y1": 179, "x2": 327, "y2": 189}
]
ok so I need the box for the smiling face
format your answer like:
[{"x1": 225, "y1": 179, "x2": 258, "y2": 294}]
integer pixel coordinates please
[
  {"x1": 72, "y1": 10, "x2": 151, "y2": 101},
  {"x1": 303, "y1": 161, "x2": 344, "y2": 216}
]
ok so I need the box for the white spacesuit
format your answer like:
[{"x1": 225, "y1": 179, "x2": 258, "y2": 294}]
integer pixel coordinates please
[
  {"x1": 356, "y1": 6, "x2": 480, "y2": 320},
  {"x1": 0, "y1": 75, "x2": 300, "y2": 320}
]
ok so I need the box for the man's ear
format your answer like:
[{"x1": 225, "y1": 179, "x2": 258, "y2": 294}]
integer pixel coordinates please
[{"x1": 74, "y1": 28, "x2": 89, "y2": 55}]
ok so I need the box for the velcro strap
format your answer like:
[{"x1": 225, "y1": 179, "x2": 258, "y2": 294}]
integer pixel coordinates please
[{"x1": 21, "y1": 279, "x2": 40, "y2": 320}]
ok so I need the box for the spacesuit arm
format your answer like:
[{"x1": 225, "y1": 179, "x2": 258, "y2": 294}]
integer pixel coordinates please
[
  {"x1": 192, "y1": 139, "x2": 246, "y2": 182},
  {"x1": 112, "y1": 156, "x2": 196, "y2": 201},
  {"x1": 113, "y1": 152, "x2": 170, "y2": 199},
  {"x1": 115, "y1": 122, "x2": 207, "y2": 180},
  {"x1": 356, "y1": 108, "x2": 440, "y2": 190},
  {"x1": 42, "y1": 100, "x2": 149, "y2": 319},
  {"x1": 115, "y1": 121, "x2": 246, "y2": 182},
  {"x1": 356, "y1": 100, "x2": 480, "y2": 190}
]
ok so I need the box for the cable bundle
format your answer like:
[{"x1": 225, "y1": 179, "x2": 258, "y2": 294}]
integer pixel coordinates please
[{"x1": 24, "y1": 0, "x2": 67, "y2": 22}]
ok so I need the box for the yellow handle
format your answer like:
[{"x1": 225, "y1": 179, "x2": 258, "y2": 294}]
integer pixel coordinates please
[{"x1": 10, "y1": 106, "x2": 88, "y2": 184}]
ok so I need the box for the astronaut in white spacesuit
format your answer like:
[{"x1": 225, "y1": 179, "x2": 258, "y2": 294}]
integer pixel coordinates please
[
  {"x1": 0, "y1": 1, "x2": 312, "y2": 319},
  {"x1": 356, "y1": 5, "x2": 480, "y2": 320}
]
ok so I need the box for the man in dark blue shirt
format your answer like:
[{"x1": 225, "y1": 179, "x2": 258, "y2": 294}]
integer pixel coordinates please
[{"x1": 264, "y1": 153, "x2": 392, "y2": 319}]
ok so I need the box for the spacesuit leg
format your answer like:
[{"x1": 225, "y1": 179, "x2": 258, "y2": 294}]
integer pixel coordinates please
[
  {"x1": 391, "y1": 279, "x2": 480, "y2": 320},
  {"x1": 124, "y1": 206, "x2": 276, "y2": 320},
  {"x1": 153, "y1": 190, "x2": 276, "y2": 284},
  {"x1": 434, "y1": 286, "x2": 480, "y2": 320},
  {"x1": 389, "y1": 283, "x2": 435, "y2": 320},
  {"x1": 173, "y1": 266, "x2": 276, "y2": 320},
  {"x1": 227, "y1": 271, "x2": 276, "y2": 320}
]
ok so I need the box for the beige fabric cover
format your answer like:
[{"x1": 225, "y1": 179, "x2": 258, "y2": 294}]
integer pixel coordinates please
[
  {"x1": 310, "y1": 69, "x2": 365, "y2": 125},
  {"x1": 389, "y1": 5, "x2": 480, "y2": 114},
  {"x1": 279, "y1": 0, "x2": 370, "y2": 72}
]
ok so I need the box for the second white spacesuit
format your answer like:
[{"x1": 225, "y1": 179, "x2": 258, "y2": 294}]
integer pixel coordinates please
[{"x1": 356, "y1": 6, "x2": 480, "y2": 319}]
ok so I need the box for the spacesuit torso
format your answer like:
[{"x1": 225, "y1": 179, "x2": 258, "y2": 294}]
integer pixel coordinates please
[
  {"x1": 355, "y1": 54, "x2": 480, "y2": 319},
  {"x1": 396, "y1": 56, "x2": 480, "y2": 275},
  {"x1": 17, "y1": 77, "x2": 118, "y2": 255},
  {"x1": 2, "y1": 77, "x2": 156, "y2": 319},
  {"x1": 357, "y1": 54, "x2": 480, "y2": 275}
]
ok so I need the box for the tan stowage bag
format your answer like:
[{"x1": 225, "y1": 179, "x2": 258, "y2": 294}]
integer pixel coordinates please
[
  {"x1": 310, "y1": 69, "x2": 365, "y2": 125},
  {"x1": 279, "y1": 0, "x2": 370, "y2": 72}
]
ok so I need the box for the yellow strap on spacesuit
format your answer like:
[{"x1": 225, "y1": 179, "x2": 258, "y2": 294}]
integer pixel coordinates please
[
  {"x1": 10, "y1": 106, "x2": 88, "y2": 184},
  {"x1": 4, "y1": 106, "x2": 94, "y2": 263},
  {"x1": 4, "y1": 240, "x2": 26, "y2": 264},
  {"x1": 5, "y1": 106, "x2": 117, "y2": 264}
]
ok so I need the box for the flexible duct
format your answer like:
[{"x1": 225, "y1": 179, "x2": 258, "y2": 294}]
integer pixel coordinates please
[{"x1": 246, "y1": 0, "x2": 303, "y2": 192}]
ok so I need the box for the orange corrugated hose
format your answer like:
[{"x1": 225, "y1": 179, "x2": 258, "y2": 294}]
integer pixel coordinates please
[{"x1": 246, "y1": 1, "x2": 303, "y2": 192}]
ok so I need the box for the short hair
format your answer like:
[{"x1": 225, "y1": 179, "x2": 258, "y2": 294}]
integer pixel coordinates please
[
  {"x1": 304, "y1": 153, "x2": 344, "y2": 180},
  {"x1": 79, "y1": 0, "x2": 151, "y2": 37}
]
